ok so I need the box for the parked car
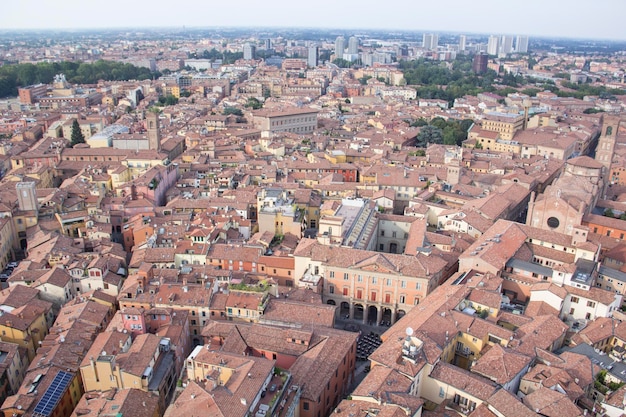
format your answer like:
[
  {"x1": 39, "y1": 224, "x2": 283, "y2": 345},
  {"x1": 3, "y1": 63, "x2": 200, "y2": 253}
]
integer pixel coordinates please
[
  {"x1": 0, "y1": 274, "x2": 9, "y2": 281},
  {"x1": 7, "y1": 262, "x2": 18, "y2": 269},
  {"x1": 269, "y1": 383, "x2": 277, "y2": 392}
]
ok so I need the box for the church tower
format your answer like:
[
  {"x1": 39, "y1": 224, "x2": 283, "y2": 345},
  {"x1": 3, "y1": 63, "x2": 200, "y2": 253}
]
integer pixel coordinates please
[
  {"x1": 146, "y1": 111, "x2": 161, "y2": 152},
  {"x1": 595, "y1": 115, "x2": 620, "y2": 170}
]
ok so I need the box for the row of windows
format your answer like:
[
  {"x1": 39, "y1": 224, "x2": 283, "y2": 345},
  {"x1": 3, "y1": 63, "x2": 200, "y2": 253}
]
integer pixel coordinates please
[
  {"x1": 330, "y1": 271, "x2": 422, "y2": 290},
  {"x1": 380, "y1": 230, "x2": 408, "y2": 238},
  {"x1": 591, "y1": 227, "x2": 625, "y2": 239},
  {"x1": 270, "y1": 116, "x2": 315, "y2": 126},
  {"x1": 328, "y1": 286, "x2": 417, "y2": 305},
  {"x1": 570, "y1": 296, "x2": 596, "y2": 307}
]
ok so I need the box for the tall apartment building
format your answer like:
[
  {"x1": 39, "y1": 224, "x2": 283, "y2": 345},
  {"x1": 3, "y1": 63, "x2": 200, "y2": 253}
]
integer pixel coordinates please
[
  {"x1": 516, "y1": 35, "x2": 529, "y2": 53},
  {"x1": 308, "y1": 45, "x2": 319, "y2": 67},
  {"x1": 243, "y1": 43, "x2": 256, "y2": 60},
  {"x1": 487, "y1": 35, "x2": 500, "y2": 55},
  {"x1": 459, "y1": 34, "x2": 467, "y2": 51},
  {"x1": 334, "y1": 36, "x2": 345, "y2": 59},
  {"x1": 499, "y1": 35, "x2": 514, "y2": 56},
  {"x1": 472, "y1": 53, "x2": 489, "y2": 74},
  {"x1": 348, "y1": 36, "x2": 359, "y2": 54},
  {"x1": 422, "y1": 33, "x2": 439, "y2": 50}
]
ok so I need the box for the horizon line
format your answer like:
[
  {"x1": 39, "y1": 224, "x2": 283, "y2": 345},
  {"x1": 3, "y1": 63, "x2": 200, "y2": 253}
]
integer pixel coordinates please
[{"x1": 0, "y1": 25, "x2": 624, "y2": 43}]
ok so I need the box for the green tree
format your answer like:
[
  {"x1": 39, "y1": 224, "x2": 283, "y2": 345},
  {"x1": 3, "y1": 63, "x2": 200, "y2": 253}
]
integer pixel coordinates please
[
  {"x1": 70, "y1": 119, "x2": 85, "y2": 147},
  {"x1": 158, "y1": 95, "x2": 178, "y2": 106},
  {"x1": 411, "y1": 118, "x2": 428, "y2": 127},
  {"x1": 332, "y1": 58, "x2": 352, "y2": 68},
  {"x1": 430, "y1": 117, "x2": 448, "y2": 130},
  {"x1": 358, "y1": 75, "x2": 372, "y2": 85},
  {"x1": 443, "y1": 126, "x2": 464, "y2": 145},
  {"x1": 245, "y1": 97, "x2": 263, "y2": 110},
  {"x1": 415, "y1": 125, "x2": 443, "y2": 147},
  {"x1": 583, "y1": 107, "x2": 604, "y2": 114},
  {"x1": 223, "y1": 107, "x2": 244, "y2": 116},
  {"x1": 460, "y1": 119, "x2": 474, "y2": 133}
]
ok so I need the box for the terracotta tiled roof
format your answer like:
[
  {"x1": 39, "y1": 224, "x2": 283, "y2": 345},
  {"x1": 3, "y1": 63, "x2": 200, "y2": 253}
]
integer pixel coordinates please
[
  {"x1": 471, "y1": 344, "x2": 531, "y2": 385},
  {"x1": 522, "y1": 386, "x2": 583, "y2": 417},
  {"x1": 429, "y1": 362, "x2": 498, "y2": 401}
]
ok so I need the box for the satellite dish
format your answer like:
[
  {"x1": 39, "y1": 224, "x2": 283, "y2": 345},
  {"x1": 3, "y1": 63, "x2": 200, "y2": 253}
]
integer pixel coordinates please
[{"x1": 405, "y1": 327, "x2": 414, "y2": 337}]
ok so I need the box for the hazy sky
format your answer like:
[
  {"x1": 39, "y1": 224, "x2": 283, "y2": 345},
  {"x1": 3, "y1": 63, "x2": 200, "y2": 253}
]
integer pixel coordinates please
[{"x1": 2, "y1": 0, "x2": 626, "y2": 41}]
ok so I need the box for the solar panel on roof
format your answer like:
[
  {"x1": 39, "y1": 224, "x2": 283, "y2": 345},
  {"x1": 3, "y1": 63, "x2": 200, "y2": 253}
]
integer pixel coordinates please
[{"x1": 32, "y1": 371, "x2": 73, "y2": 416}]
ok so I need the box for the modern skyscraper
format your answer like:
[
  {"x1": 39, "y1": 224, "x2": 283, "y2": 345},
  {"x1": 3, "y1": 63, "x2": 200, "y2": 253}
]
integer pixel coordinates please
[
  {"x1": 487, "y1": 35, "x2": 499, "y2": 56},
  {"x1": 515, "y1": 35, "x2": 529, "y2": 53},
  {"x1": 264, "y1": 39, "x2": 272, "y2": 50},
  {"x1": 335, "y1": 36, "x2": 345, "y2": 59},
  {"x1": 459, "y1": 35, "x2": 466, "y2": 51},
  {"x1": 422, "y1": 33, "x2": 432, "y2": 49},
  {"x1": 243, "y1": 43, "x2": 256, "y2": 60},
  {"x1": 348, "y1": 36, "x2": 359, "y2": 54},
  {"x1": 499, "y1": 35, "x2": 514, "y2": 56},
  {"x1": 422, "y1": 33, "x2": 439, "y2": 50},
  {"x1": 431, "y1": 34, "x2": 439, "y2": 50},
  {"x1": 472, "y1": 53, "x2": 489, "y2": 74},
  {"x1": 422, "y1": 33, "x2": 439, "y2": 51},
  {"x1": 308, "y1": 45, "x2": 319, "y2": 67}
]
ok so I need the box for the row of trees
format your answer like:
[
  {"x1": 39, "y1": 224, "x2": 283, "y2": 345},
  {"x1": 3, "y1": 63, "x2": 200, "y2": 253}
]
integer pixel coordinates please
[
  {"x1": 400, "y1": 56, "x2": 625, "y2": 105},
  {"x1": 400, "y1": 58, "x2": 500, "y2": 105},
  {"x1": 187, "y1": 48, "x2": 243, "y2": 64},
  {"x1": 0, "y1": 60, "x2": 157, "y2": 98}
]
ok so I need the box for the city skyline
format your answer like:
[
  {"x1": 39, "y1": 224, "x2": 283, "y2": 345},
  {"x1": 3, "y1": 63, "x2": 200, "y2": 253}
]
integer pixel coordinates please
[{"x1": 2, "y1": 0, "x2": 626, "y2": 41}]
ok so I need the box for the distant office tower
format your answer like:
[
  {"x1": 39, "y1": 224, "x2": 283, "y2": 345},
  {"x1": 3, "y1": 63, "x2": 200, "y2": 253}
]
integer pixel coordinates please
[
  {"x1": 459, "y1": 35, "x2": 466, "y2": 51},
  {"x1": 472, "y1": 53, "x2": 489, "y2": 74},
  {"x1": 422, "y1": 33, "x2": 432, "y2": 49},
  {"x1": 422, "y1": 33, "x2": 439, "y2": 51},
  {"x1": 432, "y1": 34, "x2": 439, "y2": 50},
  {"x1": 265, "y1": 39, "x2": 272, "y2": 50},
  {"x1": 487, "y1": 35, "x2": 500, "y2": 55},
  {"x1": 308, "y1": 46, "x2": 319, "y2": 67},
  {"x1": 243, "y1": 43, "x2": 256, "y2": 60},
  {"x1": 499, "y1": 35, "x2": 514, "y2": 56},
  {"x1": 423, "y1": 33, "x2": 439, "y2": 50},
  {"x1": 348, "y1": 36, "x2": 359, "y2": 54},
  {"x1": 516, "y1": 35, "x2": 529, "y2": 53},
  {"x1": 335, "y1": 36, "x2": 345, "y2": 59},
  {"x1": 399, "y1": 44, "x2": 409, "y2": 57}
]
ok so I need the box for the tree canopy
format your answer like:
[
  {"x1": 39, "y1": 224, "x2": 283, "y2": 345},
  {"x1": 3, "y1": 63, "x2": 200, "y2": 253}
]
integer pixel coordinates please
[
  {"x1": 0, "y1": 60, "x2": 157, "y2": 98},
  {"x1": 187, "y1": 48, "x2": 243, "y2": 64},
  {"x1": 158, "y1": 95, "x2": 178, "y2": 106},
  {"x1": 223, "y1": 107, "x2": 244, "y2": 116},
  {"x1": 411, "y1": 118, "x2": 472, "y2": 147},
  {"x1": 245, "y1": 97, "x2": 263, "y2": 110},
  {"x1": 415, "y1": 125, "x2": 443, "y2": 147},
  {"x1": 70, "y1": 120, "x2": 85, "y2": 147}
]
